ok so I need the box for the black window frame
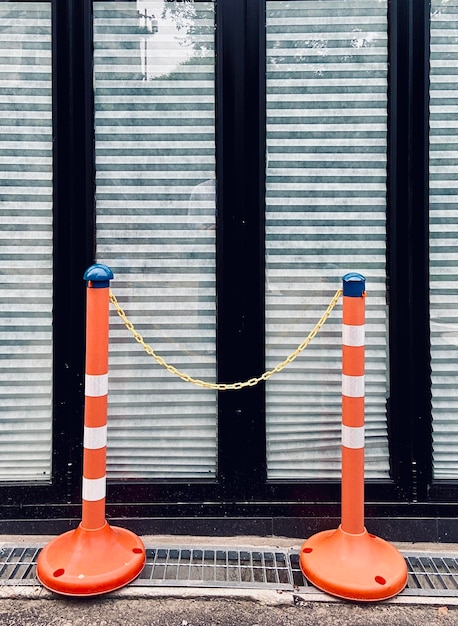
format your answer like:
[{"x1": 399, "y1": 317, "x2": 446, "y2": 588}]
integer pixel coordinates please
[{"x1": 0, "y1": 0, "x2": 457, "y2": 542}]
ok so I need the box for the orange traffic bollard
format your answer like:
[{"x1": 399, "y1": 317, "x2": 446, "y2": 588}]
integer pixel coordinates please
[
  {"x1": 300, "y1": 273, "x2": 408, "y2": 602},
  {"x1": 36, "y1": 264, "x2": 145, "y2": 596}
]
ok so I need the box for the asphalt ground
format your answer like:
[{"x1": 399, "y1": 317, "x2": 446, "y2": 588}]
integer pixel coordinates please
[{"x1": 0, "y1": 593, "x2": 456, "y2": 626}]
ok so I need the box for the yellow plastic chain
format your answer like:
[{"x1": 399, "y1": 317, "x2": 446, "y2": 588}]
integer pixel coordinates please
[{"x1": 109, "y1": 288, "x2": 343, "y2": 391}]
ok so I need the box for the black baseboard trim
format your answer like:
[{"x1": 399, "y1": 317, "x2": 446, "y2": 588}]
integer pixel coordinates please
[{"x1": 0, "y1": 516, "x2": 456, "y2": 543}]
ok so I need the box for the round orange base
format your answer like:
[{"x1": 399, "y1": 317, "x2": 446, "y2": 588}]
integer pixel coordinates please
[
  {"x1": 36, "y1": 522, "x2": 146, "y2": 597},
  {"x1": 300, "y1": 526, "x2": 408, "y2": 602}
]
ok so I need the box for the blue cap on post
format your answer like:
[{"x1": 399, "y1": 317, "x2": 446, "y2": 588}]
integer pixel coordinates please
[
  {"x1": 84, "y1": 264, "x2": 114, "y2": 288},
  {"x1": 342, "y1": 272, "x2": 365, "y2": 298}
]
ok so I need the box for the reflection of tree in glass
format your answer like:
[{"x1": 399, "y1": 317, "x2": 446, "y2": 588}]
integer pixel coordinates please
[
  {"x1": 159, "y1": 0, "x2": 213, "y2": 56},
  {"x1": 130, "y1": 0, "x2": 213, "y2": 80},
  {"x1": 161, "y1": 1, "x2": 196, "y2": 32}
]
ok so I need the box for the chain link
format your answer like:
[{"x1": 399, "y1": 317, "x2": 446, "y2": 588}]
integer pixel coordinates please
[{"x1": 109, "y1": 288, "x2": 343, "y2": 391}]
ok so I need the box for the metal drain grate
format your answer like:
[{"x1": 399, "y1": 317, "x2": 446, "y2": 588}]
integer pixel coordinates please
[
  {"x1": 0, "y1": 547, "x2": 41, "y2": 586},
  {"x1": 289, "y1": 550, "x2": 458, "y2": 597},
  {"x1": 1, "y1": 544, "x2": 458, "y2": 599},
  {"x1": 402, "y1": 551, "x2": 458, "y2": 596},
  {"x1": 0, "y1": 545, "x2": 296, "y2": 591},
  {"x1": 134, "y1": 548, "x2": 293, "y2": 589}
]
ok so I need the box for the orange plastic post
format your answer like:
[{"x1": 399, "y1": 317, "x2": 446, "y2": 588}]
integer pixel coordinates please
[
  {"x1": 81, "y1": 283, "x2": 110, "y2": 531},
  {"x1": 36, "y1": 264, "x2": 145, "y2": 596},
  {"x1": 299, "y1": 273, "x2": 408, "y2": 602},
  {"x1": 341, "y1": 290, "x2": 365, "y2": 536}
]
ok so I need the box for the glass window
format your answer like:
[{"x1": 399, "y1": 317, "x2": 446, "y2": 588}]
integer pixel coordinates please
[
  {"x1": 430, "y1": 0, "x2": 458, "y2": 479},
  {"x1": 94, "y1": 0, "x2": 217, "y2": 479},
  {"x1": 265, "y1": 0, "x2": 390, "y2": 479},
  {"x1": 0, "y1": 2, "x2": 53, "y2": 481}
]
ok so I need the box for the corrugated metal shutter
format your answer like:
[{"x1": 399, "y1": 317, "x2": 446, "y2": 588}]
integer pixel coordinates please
[
  {"x1": 265, "y1": 0, "x2": 390, "y2": 479},
  {"x1": 430, "y1": 0, "x2": 458, "y2": 479},
  {"x1": 94, "y1": 1, "x2": 217, "y2": 479},
  {"x1": 0, "y1": 3, "x2": 53, "y2": 481}
]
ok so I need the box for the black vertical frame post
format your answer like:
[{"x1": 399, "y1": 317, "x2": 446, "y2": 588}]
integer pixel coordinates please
[
  {"x1": 409, "y1": 0, "x2": 432, "y2": 500},
  {"x1": 216, "y1": 0, "x2": 267, "y2": 499},
  {"x1": 388, "y1": 0, "x2": 431, "y2": 501},
  {"x1": 52, "y1": 0, "x2": 95, "y2": 502}
]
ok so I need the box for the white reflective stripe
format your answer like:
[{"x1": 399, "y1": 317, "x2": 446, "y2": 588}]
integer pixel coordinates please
[
  {"x1": 84, "y1": 425, "x2": 107, "y2": 450},
  {"x1": 82, "y1": 476, "x2": 106, "y2": 502},
  {"x1": 342, "y1": 374, "x2": 365, "y2": 397},
  {"x1": 342, "y1": 324, "x2": 365, "y2": 347},
  {"x1": 85, "y1": 373, "x2": 108, "y2": 397},
  {"x1": 342, "y1": 425, "x2": 365, "y2": 449}
]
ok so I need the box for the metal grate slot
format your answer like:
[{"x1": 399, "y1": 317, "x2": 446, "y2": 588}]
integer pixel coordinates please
[{"x1": 289, "y1": 551, "x2": 312, "y2": 589}]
